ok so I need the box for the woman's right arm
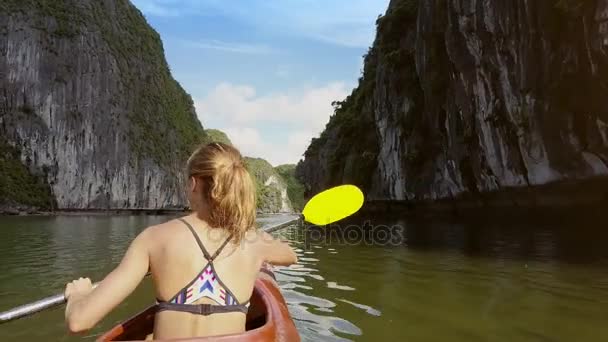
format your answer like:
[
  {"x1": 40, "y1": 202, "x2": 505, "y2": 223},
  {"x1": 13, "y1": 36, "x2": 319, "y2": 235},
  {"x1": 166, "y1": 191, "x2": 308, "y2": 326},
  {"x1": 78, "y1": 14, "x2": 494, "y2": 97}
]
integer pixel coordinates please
[
  {"x1": 64, "y1": 228, "x2": 151, "y2": 333},
  {"x1": 257, "y1": 231, "x2": 298, "y2": 266}
]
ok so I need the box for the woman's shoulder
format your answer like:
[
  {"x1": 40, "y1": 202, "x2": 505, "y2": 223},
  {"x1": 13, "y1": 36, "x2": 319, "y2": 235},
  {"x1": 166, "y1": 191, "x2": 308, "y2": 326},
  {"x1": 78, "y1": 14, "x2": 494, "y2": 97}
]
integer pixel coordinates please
[
  {"x1": 241, "y1": 229, "x2": 274, "y2": 248},
  {"x1": 139, "y1": 217, "x2": 187, "y2": 239}
]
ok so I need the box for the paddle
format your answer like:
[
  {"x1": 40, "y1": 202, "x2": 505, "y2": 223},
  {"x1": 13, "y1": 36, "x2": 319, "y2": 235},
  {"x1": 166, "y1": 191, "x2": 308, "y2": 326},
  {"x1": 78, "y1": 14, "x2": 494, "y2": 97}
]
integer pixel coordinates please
[
  {"x1": 265, "y1": 184, "x2": 364, "y2": 231},
  {"x1": 0, "y1": 184, "x2": 364, "y2": 324}
]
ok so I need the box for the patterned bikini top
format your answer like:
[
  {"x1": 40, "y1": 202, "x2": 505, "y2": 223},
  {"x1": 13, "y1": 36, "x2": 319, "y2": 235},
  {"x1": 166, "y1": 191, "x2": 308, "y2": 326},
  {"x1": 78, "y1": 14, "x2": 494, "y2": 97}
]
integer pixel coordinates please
[{"x1": 156, "y1": 218, "x2": 250, "y2": 316}]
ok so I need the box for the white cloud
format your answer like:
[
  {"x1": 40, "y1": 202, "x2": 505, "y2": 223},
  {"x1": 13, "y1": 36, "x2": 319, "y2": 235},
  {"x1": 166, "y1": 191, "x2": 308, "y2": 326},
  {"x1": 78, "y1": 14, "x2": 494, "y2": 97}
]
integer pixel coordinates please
[
  {"x1": 196, "y1": 82, "x2": 349, "y2": 132},
  {"x1": 195, "y1": 82, "x2": 351, "y2": 165},
  {"x1": 222, "y1": 127, "x2": 265, "y2": 157},
  {"x1": 181, "y1": 39, "x2": 280, "y2": 55},
  {"x1": 220, "y1": 127, "x2": 309, "y2": 166}
]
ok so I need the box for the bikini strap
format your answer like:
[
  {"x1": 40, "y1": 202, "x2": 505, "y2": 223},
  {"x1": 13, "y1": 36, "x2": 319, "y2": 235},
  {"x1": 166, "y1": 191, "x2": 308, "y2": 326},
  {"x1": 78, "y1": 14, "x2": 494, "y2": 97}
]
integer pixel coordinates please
[
  {"x1": 179, "y1": 218, "x2": 212, "y2": 260},
  {"x1": 210, "y1": 233, "x2": 234, "y2": 261},
  {"x1": 179, "y1": 218, "x2": 234, "y2": 262},
  {"x1": 157, "y1": 302, "x2": 249, "y2": 316}
]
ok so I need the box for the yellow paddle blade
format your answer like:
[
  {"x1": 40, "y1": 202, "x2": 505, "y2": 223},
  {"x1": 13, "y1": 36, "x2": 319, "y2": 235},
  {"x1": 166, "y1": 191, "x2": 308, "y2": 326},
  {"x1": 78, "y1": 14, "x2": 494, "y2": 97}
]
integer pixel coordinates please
[{"x1": 302, "y1": 185, "x2": 364, "y2": 226}]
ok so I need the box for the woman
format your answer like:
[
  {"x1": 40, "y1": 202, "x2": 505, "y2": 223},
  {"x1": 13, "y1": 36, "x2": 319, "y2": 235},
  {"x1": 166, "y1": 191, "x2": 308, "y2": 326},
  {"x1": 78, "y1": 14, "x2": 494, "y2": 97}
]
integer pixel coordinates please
[{"x1": 63, "y1": 143, "x2": 298, "y2": 339}]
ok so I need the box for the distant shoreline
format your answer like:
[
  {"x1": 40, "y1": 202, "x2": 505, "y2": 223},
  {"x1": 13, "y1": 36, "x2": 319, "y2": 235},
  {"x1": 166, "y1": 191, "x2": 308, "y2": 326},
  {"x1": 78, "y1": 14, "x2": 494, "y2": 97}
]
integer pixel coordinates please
[
  {"x1": 0, "y1": 207, "x2": 297, "y2": 217},
  {"x1": 359, "y1": 176, "x2": 608, "y2": 218},
  {"x1": 0, "y1": 208, "x2": 190, "y2": 217}
]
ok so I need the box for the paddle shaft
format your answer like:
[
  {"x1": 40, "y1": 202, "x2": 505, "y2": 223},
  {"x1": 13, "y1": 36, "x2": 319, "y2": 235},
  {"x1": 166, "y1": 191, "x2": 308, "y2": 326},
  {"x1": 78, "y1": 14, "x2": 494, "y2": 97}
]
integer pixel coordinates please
[
  {"x1": 264, "y1": 215, "x2": 302, "y2": 233},
  {"x1": 0, "y1": 283, "x2": 97, "y2": 323},
  {"x1": 0, "y1": 216, "x2": 302, "y2": 324}
]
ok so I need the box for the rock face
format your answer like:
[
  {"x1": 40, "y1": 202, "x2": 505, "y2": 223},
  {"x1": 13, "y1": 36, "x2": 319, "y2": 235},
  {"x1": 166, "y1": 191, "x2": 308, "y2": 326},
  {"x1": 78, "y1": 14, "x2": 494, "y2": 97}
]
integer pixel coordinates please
[
  {"x1": 298, "y1": 0, "x2": 608, "y2": 202},
  {"x1": 275, "y1": 164, "x2": 305, "y2": 211},
  {"x1": 263, "y1": 175, "x2": 292, "y2": 213},
  {"x1": 245, "y1": 157, "x2": 294, "y2": 214},
  {"x1": 0, "y1": 0, "x2": 207, "y2": 210}
]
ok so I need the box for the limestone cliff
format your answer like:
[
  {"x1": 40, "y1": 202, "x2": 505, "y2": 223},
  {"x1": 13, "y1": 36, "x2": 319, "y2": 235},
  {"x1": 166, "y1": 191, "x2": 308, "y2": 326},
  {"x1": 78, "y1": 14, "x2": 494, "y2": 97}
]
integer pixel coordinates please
[
  {"x1": 0, "y1": 0, "x2": 207, "y2": 211},
  {"x1": 298, "y1": 0, "x2": 608, "y2": 203},
  {"x1": 275, "y1": 164, "x2": 305, "y2": 211},
  {"x1": 245, "y1": 158, "x2": 293, "y2": 214}
]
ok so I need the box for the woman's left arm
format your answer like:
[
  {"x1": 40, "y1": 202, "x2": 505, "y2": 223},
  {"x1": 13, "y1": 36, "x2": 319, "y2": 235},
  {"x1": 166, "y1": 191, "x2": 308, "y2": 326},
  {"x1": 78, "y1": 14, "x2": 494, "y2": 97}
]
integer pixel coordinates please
[{"x1": 64, "y1": 229, "x2": 151, "y2": 333}]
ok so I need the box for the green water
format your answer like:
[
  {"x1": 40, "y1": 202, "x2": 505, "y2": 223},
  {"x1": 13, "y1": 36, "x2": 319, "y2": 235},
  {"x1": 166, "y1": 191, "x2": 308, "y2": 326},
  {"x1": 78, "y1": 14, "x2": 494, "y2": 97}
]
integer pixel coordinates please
[{"x1": 0, "y1": 213, "x2": 607, "y2": 341}]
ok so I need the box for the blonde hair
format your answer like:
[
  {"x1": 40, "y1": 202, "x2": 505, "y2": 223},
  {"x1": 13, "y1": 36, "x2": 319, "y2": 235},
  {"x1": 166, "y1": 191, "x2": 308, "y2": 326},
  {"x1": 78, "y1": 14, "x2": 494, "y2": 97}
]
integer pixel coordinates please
[{"x1": 187, "y1": 143, "x2": 256, "y2": 242}]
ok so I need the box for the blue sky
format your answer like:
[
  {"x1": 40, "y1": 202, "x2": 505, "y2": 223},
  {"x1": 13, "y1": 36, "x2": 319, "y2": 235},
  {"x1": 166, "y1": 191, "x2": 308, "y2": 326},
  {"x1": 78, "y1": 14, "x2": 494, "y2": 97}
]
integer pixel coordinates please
[{"x1": 131, "y1": 0, "x2": 390, "y2": 165}]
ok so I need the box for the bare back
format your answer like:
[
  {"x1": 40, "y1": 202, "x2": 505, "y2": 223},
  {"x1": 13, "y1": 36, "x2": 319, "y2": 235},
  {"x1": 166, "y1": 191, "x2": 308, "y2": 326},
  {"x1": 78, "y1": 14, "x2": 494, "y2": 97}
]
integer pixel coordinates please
[{"x1": 148, "y1": 215, "x2": 263, "y2": 339}]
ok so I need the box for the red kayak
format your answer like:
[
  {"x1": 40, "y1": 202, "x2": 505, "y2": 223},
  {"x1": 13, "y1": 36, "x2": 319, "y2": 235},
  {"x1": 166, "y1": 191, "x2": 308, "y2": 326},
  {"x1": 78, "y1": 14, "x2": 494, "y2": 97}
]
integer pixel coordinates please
[{"x1": 97, "y1": 268, "x2": 299, "y2": 341}]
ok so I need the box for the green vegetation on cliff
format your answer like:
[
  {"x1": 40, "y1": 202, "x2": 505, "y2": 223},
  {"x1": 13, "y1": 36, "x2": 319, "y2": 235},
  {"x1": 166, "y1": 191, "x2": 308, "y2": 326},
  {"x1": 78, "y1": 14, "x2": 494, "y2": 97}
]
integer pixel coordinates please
[
  {"x1": 275, "y1": 164, "x2": 305, "y2": 211},
  {"x1": 89, "y1": 0, "x2": 207, "y2": 165},
  {"x1": 303, "y1": 55, "x2": 380, "y2": 189},
  {"x1": 204, "y1": 129, "x2": 233, "y2": 146},
  {"x1": 0, "y1": 139, "x2": 54, "y2": 209},
  {"x1": 2, "y1": 0, "x2": 79, "y2": 38},
  {"x1": 299, "y1": 0, "x2": 421, "y2": 195},
  {"x1": 244, "y1": 157, "x2": 282, "y2": 212},
  {"x1": 3, "y1": 0, "x2": 207, "y2": 167}
]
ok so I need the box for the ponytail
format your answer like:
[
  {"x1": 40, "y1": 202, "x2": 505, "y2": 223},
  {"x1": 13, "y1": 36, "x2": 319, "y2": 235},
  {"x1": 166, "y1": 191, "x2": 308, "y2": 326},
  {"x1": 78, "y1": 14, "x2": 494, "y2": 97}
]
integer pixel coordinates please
[{"x1": 187, "y1": 143, "x2": 256, "y2": 242}]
